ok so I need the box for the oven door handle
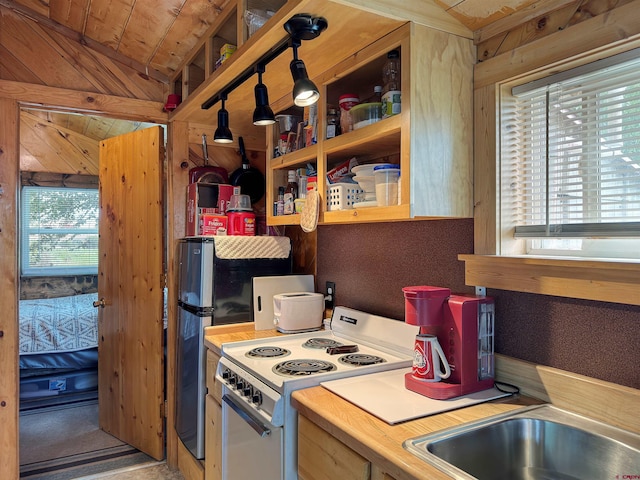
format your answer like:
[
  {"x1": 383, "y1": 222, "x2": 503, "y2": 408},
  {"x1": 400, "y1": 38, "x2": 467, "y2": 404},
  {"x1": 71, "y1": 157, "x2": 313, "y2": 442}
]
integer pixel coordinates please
[{"x1": 222, "y1": 394, "x2": 271, "y2": 438}]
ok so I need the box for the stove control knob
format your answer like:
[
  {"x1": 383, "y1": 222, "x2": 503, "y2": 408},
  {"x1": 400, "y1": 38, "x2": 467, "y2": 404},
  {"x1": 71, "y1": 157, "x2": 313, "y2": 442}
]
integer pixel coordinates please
[
  {"x1": 236, "y1": 379, "x2": 244, "y2": 391},
  {"x1": 222, "y1": 369, "x2": 230, "y2": 380},
  {"x1": 228, "y1": 373, "x2": 237, "y2": 386},
  {"x1": 252, "y1": 391, "x2": 262, "y2": 406},
  {"x1": 243, "y1": 385, "x2": 252, "y2": 397}
]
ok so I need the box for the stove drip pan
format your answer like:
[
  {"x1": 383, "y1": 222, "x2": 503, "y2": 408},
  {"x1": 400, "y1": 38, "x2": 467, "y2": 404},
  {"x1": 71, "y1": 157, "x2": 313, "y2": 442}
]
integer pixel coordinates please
[
  {"x1": 273, "y1": 359, "x2": 337, "y2": 376},
  {"x1": 339, "y1": 354, "x2": 386, "y2": 366},
  {"x1": 246, "y1": 346, "x2": 291, "y2": 358},
  {"x1": 303, "y1": 338, "x2": 343, "y2": 349}
]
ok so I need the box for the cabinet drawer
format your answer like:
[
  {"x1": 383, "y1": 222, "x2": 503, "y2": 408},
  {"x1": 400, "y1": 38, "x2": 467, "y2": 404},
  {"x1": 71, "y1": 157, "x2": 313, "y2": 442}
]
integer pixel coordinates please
[
  {"x1": 298, "y1": 415, "x2": 370, "y2": 480},
  {"x1": 206, "y1": 349, "x2": 222, "y2": 403}
]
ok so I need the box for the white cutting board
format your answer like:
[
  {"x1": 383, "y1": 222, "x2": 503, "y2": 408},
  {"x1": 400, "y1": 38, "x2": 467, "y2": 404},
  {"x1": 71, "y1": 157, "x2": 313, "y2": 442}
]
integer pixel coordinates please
[
  {"x1": 252, "y1": 275, "x2": 315, "y2": 330},
  {"x1": 321, "y1": 368, "x2": 509, "y2": 425}
]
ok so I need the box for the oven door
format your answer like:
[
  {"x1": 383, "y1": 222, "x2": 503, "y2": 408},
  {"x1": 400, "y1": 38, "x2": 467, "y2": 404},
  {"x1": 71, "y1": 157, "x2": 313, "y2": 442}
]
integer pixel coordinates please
[{"x1": 221, "y1": 384, "x2": 283, "y2": 479}]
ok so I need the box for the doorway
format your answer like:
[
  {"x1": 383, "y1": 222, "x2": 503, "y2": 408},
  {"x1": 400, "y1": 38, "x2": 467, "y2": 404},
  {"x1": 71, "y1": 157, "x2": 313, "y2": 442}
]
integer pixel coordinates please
[{"x1": 17, "y1": 109, "x2": 164, "y2": 478}]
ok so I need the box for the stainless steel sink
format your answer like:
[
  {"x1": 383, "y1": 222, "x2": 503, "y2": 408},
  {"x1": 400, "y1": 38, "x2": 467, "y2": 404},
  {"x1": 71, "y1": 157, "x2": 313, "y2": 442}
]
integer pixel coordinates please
[{"x1": 403, "y1": 404, "x2": 640, "y2": 480}]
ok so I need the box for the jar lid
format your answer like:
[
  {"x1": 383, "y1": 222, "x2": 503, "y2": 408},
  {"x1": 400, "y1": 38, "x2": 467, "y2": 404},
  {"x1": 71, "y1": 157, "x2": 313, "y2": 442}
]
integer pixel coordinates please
[
  {"x1": 339, "y1": 94, "x2": 360, "y2": 104},
  {"x1": 373, "y1": 163, "x2": 400, "y2": 171}
]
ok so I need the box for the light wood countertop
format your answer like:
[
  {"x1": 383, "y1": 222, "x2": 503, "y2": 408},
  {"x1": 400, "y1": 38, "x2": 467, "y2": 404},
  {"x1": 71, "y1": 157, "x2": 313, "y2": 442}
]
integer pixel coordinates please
[
  {"x1": 292, "y1": 386, "x2": 539, "y2": 480},
  {"x1": 204, "y1": 323, "x2": 640, "y2": 480}
]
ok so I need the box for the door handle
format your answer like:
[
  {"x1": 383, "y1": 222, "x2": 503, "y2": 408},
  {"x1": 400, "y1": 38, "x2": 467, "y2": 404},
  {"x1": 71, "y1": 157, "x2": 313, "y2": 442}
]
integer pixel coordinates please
[{"x1": 93, "y1": 298, "x2": 106, "y2": 308}]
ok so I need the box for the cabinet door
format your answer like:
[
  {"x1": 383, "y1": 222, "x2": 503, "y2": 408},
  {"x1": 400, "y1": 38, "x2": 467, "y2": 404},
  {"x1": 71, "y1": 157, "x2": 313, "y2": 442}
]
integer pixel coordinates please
[
  {"x1": 298, "y1": 415, "x2": 370, "y2": 480},
  {"x1": 205, "y1": 394, "x2": 222, "y2": 480}
]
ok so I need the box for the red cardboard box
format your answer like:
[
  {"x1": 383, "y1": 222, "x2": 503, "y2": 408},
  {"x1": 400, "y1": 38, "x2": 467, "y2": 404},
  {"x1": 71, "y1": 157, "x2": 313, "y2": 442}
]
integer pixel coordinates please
[{"x1": 200, "y1": 215, "x2": 228, "y2": 236}]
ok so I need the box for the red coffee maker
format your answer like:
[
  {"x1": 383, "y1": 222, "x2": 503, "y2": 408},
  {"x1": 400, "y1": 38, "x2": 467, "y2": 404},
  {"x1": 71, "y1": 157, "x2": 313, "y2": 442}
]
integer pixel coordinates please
[{"x1": 403, "y1": 286, "x2": 495, "y2": 400}]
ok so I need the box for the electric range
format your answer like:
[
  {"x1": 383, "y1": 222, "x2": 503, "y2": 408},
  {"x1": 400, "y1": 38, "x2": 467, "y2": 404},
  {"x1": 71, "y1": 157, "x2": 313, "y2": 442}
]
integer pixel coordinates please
[{"x1": 215, "y1": 306, "x2": 419, "y2": 480}]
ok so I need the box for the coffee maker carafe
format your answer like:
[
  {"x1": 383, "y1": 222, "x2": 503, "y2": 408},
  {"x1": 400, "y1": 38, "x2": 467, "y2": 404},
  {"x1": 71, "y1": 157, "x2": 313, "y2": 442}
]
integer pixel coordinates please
[{"x1": 403, "y1": 286, "x2": 495, "y2": 400}]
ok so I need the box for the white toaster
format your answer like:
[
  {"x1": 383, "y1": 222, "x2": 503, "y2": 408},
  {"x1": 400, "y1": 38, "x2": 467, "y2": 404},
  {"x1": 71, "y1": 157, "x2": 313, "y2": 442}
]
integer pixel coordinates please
[{"x1": 273, "y1": 292, "x2": 325, "y2": 333}]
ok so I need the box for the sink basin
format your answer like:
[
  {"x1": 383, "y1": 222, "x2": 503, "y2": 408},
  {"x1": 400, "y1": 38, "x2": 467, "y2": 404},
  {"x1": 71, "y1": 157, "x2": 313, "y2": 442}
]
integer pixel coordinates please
[{"x1": 403, "y1": 404, "x2": 640, "y2": 480}]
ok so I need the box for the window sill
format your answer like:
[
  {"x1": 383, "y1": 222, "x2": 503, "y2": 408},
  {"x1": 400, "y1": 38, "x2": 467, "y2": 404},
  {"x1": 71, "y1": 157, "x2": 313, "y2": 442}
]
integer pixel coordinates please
[{"x1": 458, "y1": 254, "x2": 640, "y2": 306}]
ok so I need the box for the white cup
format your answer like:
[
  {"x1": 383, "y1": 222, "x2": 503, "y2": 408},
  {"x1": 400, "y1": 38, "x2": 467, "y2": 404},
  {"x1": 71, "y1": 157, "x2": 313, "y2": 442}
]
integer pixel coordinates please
[{"x1": 412, "y1": 334, "x2": 451, "y2": 382}]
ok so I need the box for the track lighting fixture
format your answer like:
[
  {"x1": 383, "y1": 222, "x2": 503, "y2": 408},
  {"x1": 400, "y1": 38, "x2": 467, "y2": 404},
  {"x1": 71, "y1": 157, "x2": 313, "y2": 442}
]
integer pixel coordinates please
[
  {"x1": 213, "y1": 94, "x2": 233, "y2": 144},
  {"x1": 201, "y1": 14, "x2": 328, "y2": 126},
  {"x1": 253, "y1": 64, "x2": 276, "y2": 126},
  {"x1": 289, "y1": 39, "x2": 320, "y2": 107}
]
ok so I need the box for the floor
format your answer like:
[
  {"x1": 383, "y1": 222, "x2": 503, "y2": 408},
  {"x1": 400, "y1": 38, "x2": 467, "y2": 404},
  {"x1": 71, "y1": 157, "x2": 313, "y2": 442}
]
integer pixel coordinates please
[{"x1": 76, "y1": 462, "x2": 184, "y2": 479}]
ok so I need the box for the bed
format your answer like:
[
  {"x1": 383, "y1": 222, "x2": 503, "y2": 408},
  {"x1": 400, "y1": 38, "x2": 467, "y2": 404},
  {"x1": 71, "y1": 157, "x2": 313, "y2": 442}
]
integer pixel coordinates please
[{"x1": 19, "y1": 293, "x2": 99, "y2": 405}]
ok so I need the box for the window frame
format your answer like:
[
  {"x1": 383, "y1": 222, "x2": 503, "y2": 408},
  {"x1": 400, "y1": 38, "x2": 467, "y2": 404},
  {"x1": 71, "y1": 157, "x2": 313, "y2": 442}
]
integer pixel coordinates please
[
  {"x1": 20, "y1": 185, "x2": 99, "y2": 277},
  {"x1": 462, "y1": 12, "x2": 640, "y2": 306}
]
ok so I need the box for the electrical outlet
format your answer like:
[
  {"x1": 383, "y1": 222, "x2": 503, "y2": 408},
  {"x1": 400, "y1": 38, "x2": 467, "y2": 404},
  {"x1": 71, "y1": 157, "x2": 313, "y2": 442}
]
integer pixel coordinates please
[{"x1": 325, "y1": 281, "x2": 336, "y2": 310}]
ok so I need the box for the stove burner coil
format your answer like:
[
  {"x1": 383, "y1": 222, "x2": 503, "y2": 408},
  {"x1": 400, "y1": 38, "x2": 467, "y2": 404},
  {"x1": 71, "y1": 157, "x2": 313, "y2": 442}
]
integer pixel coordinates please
[
  {"x1": 272, "y1": 359, "x2": 337, "y2": 376},
  {"x1": 302, "y1": 338, "x2": 343, "y2": 349},
  {"x1": 246, "y1": 346, "x2": 291, "y2": 358},
  {"x1": 338, "y1": 354, "x2": 386, "y2": 366}
]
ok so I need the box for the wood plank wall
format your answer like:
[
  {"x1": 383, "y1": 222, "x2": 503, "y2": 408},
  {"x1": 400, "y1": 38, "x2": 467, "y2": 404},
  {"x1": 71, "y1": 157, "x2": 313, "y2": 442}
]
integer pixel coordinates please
[{"x1": 0, "y1": 6, "x2": 166, "y2": 101}]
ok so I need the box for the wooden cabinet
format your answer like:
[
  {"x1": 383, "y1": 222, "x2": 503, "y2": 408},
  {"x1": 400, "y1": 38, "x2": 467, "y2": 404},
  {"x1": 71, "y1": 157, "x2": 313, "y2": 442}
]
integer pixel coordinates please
[
  {"x1": 298, "y1": 415, "x2": 396, "y2": 480},
  {"x1": 205, "y1": 349, "x2": 223, "y2": 480},
  {"x1": 205, "y1": 394, "x2": 222, "y2": 480},
  {"x1": 266, "y1": 22, "x2": 474, "y2": 226}
]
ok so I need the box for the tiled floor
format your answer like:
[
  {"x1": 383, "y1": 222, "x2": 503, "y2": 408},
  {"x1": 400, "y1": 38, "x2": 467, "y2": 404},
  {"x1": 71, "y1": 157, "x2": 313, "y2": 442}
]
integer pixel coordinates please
[{"x1": 77, "y1": 462, "x2": 184, "y2": 479}]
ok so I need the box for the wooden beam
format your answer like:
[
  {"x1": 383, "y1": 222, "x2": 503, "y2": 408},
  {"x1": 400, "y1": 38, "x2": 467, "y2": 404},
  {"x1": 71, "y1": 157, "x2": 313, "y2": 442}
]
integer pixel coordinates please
[
  {"x1": 0, "y1": 96, "x2": 20, "y2": 479},
  {"x1": 474, "y1": 0, "x2": 640, "y2": 88},
  {"x1": 328, "y1": 0, "x2": 472, "y2": 38},
  {"x1": 0, "y1": 79, "x2": 168, "y2": 123},
  {"x1": 0, "y1": 0, "x2": 169, "y2": 84}
]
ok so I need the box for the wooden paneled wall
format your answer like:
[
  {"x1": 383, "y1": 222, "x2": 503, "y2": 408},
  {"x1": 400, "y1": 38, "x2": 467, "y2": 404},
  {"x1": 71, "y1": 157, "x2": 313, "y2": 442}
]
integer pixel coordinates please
[{"x1": 0, "y1": 5, "x2": 166, "y2": 101}]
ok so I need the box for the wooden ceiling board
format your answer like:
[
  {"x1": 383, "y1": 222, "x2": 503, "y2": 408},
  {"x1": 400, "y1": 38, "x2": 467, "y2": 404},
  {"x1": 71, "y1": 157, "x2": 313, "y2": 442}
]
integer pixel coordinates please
[
  {"x1": 149, "y1": 0, "x2": 232, "y2": 75},
  {"x1": 1, "y1": 9, "x2": 97, "y2": 90},
  {"x1": 49, "y1": 0, "x2": 89, "y2": 33},
  {"x1": 84, "y1": 0, "x2": 136, "y2": 49},
  {"x1": 435, "y1": 0, "x2": 541, "y2": 31},
  {"x1": 117, "y1": 0, "x2": 185, "y2": 66},
  {"x1": 20, "y1": 111, "x2": 99, "y2": 175}
]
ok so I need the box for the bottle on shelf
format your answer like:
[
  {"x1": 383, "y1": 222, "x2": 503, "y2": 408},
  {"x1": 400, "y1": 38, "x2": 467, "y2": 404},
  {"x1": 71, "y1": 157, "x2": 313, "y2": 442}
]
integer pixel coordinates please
[
  {"x1": 276, "y1": 187, "x2": 285, "y2": 216},
  {"x1": 326, "y1": 107, "x2": 340, "y2": 139},
  {"x1": 338, "y1": 94, "x2": 360, "y2": 134},
  {"x1": 382, "y1": 50, "x2": 401, "y2": 118},
  {"x1": 283, "y1": 170, "x2": 298, "y2": 215},
  {"x1": 366, "y1": 85, "x2": 383, "y2": 104}
]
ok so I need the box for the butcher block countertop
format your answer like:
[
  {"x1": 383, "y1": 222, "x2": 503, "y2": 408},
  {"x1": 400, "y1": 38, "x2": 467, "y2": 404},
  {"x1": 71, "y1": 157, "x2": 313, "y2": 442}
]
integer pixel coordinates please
[{"x1": 204, "y1": 323, "x2": 640, "y2": 480}]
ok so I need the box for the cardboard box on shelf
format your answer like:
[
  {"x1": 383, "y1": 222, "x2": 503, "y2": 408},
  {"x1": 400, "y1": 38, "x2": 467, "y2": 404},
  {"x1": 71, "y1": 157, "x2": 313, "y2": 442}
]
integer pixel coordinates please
[{"x1": 186, "y1": 183, "x2": 235, "y2": 236}]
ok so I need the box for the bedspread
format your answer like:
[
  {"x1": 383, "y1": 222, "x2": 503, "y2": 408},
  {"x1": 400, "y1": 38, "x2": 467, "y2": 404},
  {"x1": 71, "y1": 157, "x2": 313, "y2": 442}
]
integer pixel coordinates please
[{"x1": 19, "y1": 293, "x2": 98, "y2": 355}]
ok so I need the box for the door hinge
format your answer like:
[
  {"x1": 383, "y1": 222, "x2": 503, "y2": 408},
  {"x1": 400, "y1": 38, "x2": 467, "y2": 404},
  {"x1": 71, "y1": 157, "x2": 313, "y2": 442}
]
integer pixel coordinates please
[{"x1": 161, "y1": 400, "x2": 168, "y2": 418}]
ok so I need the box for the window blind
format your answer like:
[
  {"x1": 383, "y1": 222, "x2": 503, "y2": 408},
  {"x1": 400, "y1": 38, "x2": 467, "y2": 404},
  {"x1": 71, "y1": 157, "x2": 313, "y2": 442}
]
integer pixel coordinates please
[
  {"x1": 21, "y1": 186, "x2": 99, "y2": 275},
  {"x1": 503, "y1": 50, "x2": 640, "y2": 239}
]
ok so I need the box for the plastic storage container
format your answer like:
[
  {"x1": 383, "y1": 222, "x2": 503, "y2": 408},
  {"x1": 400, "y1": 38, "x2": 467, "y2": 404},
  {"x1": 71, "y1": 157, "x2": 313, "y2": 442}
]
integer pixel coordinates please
[
  {"x1": 373, "y1": 164, "x2": 400, "y2": 206},
  {"x1": 350, "y1": 102, "x2": 382, "y2": 130},
  {"x1": 327, "y1": 184, "x2": 363, "y2": 210}
]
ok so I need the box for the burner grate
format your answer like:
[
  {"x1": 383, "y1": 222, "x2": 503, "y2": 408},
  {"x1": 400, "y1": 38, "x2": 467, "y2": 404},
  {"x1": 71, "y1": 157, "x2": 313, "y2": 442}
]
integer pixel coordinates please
[
  {"x1": 273, "y1": 359, "x2": 337, "y2": 377},
  {"x1": 338, "y1": 354, "x2": 386, "y2": 366},
  {"x1": 302, "y1": 338, "x2": 343, "y2": 349},
  {"x1": 246, "y1": 346, "x2": 291, "y2": 358}
]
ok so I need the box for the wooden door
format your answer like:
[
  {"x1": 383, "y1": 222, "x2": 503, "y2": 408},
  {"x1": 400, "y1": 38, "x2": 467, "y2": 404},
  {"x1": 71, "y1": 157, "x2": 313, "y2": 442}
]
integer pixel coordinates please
[{"x1": 98, "y1": 126, "x2": 165, "y2": 460}]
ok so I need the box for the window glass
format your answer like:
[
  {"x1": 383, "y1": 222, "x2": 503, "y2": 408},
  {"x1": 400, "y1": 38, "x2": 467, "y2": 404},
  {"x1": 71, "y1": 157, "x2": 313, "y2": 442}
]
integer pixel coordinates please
[
  {"x1": 501, "y1": 50, "x2": 640, "y2": 259},
  {"x1": 21, "y1": 186, "x2": 99, "y2": 275}
]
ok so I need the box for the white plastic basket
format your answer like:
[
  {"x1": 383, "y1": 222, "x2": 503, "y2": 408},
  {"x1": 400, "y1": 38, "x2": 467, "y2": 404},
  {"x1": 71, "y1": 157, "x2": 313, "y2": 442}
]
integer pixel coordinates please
[{"x1": 326, "y1": 184, "x2": 363, "y2": 211}]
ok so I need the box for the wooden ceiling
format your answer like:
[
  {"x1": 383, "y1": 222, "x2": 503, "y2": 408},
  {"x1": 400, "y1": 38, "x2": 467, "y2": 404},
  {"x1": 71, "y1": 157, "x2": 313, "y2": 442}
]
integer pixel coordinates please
[{"x1": 4, "y1": 0, "x2": 576, "y2": 80}]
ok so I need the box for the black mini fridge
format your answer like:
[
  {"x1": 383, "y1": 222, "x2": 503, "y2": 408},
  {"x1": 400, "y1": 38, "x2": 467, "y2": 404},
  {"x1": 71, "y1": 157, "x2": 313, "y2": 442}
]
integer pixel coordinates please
[{"x1": 175, "y1": 236, "x2": 292, "y2": 459}]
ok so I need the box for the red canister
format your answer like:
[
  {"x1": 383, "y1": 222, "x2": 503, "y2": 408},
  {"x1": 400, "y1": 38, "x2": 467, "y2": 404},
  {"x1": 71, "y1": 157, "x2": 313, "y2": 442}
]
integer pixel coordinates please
[{"x1": 227, "y1": 211, "x2": 256, "y2": 236}]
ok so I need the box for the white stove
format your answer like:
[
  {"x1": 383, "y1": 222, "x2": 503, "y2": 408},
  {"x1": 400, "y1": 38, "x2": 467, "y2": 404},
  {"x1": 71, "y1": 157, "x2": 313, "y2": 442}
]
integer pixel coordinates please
[{"x1": 216, "y1": 306, "x2": 419, "y2": 480}]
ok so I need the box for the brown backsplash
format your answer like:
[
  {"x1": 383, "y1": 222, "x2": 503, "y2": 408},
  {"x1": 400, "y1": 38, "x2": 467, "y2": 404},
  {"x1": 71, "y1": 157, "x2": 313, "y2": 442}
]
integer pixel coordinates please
[{"x1": 316, "y1": 220, "x2": 640, "y2": 389}]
